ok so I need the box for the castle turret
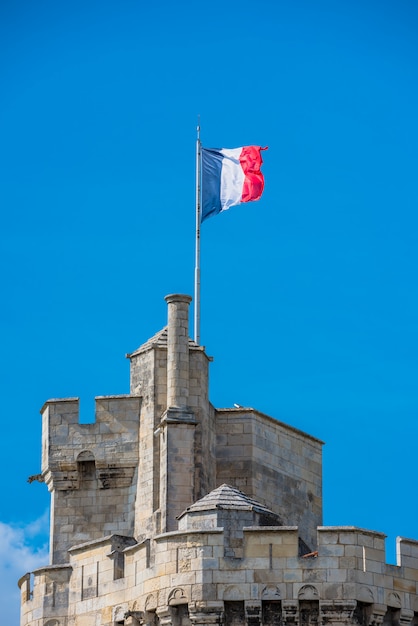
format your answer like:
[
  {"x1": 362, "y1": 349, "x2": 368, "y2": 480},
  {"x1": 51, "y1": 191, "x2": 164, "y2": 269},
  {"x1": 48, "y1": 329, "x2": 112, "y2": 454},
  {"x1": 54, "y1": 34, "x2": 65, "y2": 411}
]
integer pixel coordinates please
[
  {"x1": 22, "y1": 293, "x2": 418, "y2": 626},
  {"x1": 41, "y1": 395, "x2": 141, "y2": 564}
]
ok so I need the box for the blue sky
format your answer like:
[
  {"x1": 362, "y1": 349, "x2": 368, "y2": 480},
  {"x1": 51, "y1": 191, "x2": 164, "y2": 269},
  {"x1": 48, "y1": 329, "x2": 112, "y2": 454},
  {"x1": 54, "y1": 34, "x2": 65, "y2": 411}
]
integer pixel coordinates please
[{"x1": 1, "y1": 1, "x2": 418, "y2": 623}]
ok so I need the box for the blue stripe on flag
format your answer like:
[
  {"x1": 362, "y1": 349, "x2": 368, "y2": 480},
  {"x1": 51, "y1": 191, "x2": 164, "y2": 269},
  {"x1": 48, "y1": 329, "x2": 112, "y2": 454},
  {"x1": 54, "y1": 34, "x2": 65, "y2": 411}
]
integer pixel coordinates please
[{"x1": 202, "y1": 148, "x2": 223, "y2": 222}]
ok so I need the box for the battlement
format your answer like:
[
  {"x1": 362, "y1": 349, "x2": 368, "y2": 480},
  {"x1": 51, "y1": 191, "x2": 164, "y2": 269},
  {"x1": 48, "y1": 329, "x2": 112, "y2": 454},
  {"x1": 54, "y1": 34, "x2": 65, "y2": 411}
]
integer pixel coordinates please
[
  {"x1": 41, "y1": 394, "x2": 142, "y2": 428},
  {"x1": 41, "y1": 395, "x2": 142, "y2": 563},
  {"x1": 317, "y1": 527, "x2": 418, "y2": 569},
  {"x1": 19, "y1": 525, "x2": 418, "y2": 625},
  {"x1": 41, "y1": 395, "x2": 141, "y2": 478}
]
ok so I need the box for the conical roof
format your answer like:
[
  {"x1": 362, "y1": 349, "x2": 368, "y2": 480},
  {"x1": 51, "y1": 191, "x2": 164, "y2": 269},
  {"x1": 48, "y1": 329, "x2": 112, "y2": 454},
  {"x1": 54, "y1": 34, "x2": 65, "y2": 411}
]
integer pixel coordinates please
[{"x1": 178, "y1": 483, "x2": 279, "y2": 519}]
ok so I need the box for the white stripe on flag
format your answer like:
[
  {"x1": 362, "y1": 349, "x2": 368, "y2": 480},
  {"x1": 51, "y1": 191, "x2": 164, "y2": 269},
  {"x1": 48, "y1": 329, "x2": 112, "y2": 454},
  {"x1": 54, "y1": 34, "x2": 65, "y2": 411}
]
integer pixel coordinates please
[{"x1": 219, "y1": 148, "x2": 244, "y2": 211}]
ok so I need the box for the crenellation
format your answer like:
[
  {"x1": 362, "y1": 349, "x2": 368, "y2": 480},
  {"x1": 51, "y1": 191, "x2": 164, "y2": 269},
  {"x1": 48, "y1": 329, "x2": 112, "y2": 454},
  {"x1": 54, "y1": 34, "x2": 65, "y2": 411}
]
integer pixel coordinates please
[{"x1": 19, "y1": 294, "x2": 417, "y2": 626}]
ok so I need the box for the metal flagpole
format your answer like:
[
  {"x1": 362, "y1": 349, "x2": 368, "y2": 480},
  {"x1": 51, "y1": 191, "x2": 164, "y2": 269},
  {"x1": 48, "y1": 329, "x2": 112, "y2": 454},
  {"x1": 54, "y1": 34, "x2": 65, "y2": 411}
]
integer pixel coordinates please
[{"x1": 194, "y1": 120, "x2": 201, "y2": 345}]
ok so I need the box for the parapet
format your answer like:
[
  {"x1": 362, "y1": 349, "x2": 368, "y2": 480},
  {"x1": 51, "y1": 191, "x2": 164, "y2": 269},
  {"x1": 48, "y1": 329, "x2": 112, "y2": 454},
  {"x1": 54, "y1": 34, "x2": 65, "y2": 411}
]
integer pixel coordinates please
[
  {"x1": 315, "y1": 527, "x2": 418, "y2": 599},
  {"x1": 19, "y1": 524, "x2": 418, "y2": 626},
  {"x1": 41, "y1": 395, "x2": 142, "y2": 485}
]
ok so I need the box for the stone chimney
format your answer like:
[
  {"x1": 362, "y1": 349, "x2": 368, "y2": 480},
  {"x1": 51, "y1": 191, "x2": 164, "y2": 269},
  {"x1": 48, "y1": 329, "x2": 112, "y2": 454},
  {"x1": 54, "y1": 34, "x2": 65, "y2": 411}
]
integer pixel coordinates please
[
  {"x1": 165, "y1": 293, "x2": 192, "y2": 410},
  {"x1": 159, "y1": 294, "x2": 197, "y2": 532}
]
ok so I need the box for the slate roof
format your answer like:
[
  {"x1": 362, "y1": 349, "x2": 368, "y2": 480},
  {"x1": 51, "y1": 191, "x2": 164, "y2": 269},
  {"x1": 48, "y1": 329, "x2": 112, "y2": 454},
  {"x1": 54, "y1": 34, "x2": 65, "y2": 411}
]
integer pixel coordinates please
[
  {"x1": 127, "y1": 327, "x2": 200, "y2": 358},
  {"x1": 179, "y1": 483, "x2": 279, "y2": 519}
]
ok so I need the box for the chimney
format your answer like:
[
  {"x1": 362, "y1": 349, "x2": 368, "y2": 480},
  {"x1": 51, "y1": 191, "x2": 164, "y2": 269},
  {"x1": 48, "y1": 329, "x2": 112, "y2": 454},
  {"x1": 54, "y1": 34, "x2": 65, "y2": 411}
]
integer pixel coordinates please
[
  {"x1": 159, "y1": 294, "x2": 196, "y2": 532},
  {"x1": 165, "y1": 293, "x2": 192, "y2": 410}
]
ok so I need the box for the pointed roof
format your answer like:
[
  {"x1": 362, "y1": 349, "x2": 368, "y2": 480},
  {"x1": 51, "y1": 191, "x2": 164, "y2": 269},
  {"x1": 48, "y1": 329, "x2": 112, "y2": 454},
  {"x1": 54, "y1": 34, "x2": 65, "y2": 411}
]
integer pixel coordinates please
[
  {"x1": 178, "y1": 484, "x2": 279, "y2": 519},
  {"x1": 126, "y1": 326, "x2": 200, "y2": 358}
]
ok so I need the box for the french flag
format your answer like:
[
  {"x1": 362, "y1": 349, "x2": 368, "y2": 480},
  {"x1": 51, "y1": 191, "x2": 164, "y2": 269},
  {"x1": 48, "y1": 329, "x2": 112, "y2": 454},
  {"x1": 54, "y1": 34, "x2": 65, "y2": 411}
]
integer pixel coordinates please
[{"x1": 201, "y1": 146, "x2": 267, "y2": 222}]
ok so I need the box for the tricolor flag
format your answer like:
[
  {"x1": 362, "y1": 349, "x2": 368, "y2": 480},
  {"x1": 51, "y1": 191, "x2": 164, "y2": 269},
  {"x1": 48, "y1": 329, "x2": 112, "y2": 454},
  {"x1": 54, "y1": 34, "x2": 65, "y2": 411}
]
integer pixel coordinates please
[{"x1": 201, "y1": 145, "x2": 267, "y2": 222}]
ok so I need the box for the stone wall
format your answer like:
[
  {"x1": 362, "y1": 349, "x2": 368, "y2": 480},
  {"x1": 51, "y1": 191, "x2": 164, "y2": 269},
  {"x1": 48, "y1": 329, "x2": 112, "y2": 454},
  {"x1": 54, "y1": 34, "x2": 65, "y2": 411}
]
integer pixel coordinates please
[
  {"x1": 19, "y1": 527, "x2": 418, "y2": 626},
  {"x1": 215, "y1": 409, "x2": 323, "y2": 550},
  {"x1": 129, "y1": 342, "x2": 163, "y2": 539},
  {"x1": 41, "y1": 396, "x2": 141, "y2": 563}
]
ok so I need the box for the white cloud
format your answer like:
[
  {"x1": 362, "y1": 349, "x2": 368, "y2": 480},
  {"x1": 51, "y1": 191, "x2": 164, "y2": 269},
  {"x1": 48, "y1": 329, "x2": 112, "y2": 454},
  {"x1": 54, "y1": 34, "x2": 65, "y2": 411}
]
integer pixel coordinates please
[{"x1": 0, "y1": 513, "x2": 49, "y2": 626}]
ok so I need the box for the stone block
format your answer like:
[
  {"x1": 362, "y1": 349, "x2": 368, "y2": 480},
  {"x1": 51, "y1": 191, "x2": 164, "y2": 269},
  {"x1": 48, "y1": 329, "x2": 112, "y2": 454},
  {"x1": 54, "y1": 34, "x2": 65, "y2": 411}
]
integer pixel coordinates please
[
  {"x1": 327, "y1": 568, "x2": 348, "y2": 583},
  {"x1": 283, "y1": 533, "x2": 299, "y2": 545},
  {"x1": 212, "y1": 569, "x2": 247, "y2": 584},
  {"x1": 283, "y1": 570, "x2": 301, "y2": 582},
  {"x1": 364, "y1": 547, "x2": 385, "y2": 562},
  {"x1": 340, "y1": 556, "x2": 356, "y2": 569},
  {"x1": 317, "y1": 556, "x2": 340, "y2": 570},
  {"x1": 372, "y1": 573, "x2": 391, "y2": 588},
  {"x1": 320, "y1": 545, "x2": 345, "y2": 557},
  {"x1": 400, "y1": 555, "x2": 418, "y2": 569},
  {"x1": 344, "y1": 545, "x2": 363, "y2": 558},
  {"x1": 285, "y1": 557, "x2": 302, "y2": 569},
  {"x1": 365, "y1": 559, "x2": 384, "y2": 574},
  {"x1": 302, "y1": 568, "x2": 327, "y2": 583},
  {"x1": 200, "y1": 558, "x2": 220, "y2": 570},
  {"x1": 318, "y1": 530, "x2": 340, "y2": 545},
  {"x1": 323, "y1": 583, "x2": 343, "y2": 600},
  {"x1": 393, "y1": 578, "x2": 416, "y2": 593},
  {"x1": 218, "y1": 422, "x2": 244, "y2": 434},
  {"x1": 245, "y1": 543, "x2": 270, "y2": 558}
]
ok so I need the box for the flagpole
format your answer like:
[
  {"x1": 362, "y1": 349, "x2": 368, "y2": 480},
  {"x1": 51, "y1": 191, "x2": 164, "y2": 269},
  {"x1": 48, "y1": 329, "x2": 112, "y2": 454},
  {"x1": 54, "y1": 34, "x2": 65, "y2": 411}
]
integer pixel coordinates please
[{"x1": 194, "y1": 121, "x2": 201, "y2": 345}]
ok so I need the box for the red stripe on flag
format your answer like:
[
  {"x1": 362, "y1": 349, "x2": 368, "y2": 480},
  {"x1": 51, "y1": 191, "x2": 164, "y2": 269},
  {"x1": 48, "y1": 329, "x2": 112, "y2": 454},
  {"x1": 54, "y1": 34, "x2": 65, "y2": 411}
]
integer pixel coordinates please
[{"x1": 239, "y1": 146, "x2": 268, "y2": 203}]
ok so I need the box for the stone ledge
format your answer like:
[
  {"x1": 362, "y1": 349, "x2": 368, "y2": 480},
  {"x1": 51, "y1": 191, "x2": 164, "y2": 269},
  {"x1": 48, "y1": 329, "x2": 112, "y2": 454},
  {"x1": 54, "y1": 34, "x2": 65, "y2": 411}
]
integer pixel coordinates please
[
  {"x1": 318, "y1": 527, "x2": 387, "y2": 537},
  {"x1": 40, "y1": 397, "x2": 79, "y2": 413},
  {"x1": 216, "y1": 408, "x2": 324, "y2": 444},
  {"x1": 154, "y1": 528, "x2": 224, "y2": 542},
  {"x1": 243, "y1": 526, "x2": 298, "y2": 532},
  {"x1": 68, "y1": 534, "x2": 137, "y2": 554}
]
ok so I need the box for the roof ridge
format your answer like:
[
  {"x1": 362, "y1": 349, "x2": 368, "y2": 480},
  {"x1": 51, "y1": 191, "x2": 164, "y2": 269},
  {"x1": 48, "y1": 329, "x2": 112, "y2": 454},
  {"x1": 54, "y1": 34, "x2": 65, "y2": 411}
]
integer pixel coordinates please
[{"x1": 127, "y1": 327, "x2": 200, "y2": 358}]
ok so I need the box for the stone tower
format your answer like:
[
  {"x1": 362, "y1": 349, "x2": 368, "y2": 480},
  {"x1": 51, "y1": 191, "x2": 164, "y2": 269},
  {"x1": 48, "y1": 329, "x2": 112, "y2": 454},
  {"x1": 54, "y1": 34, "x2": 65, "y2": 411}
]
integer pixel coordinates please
[{"x1": 19, "y1": 295, "x2": 418, "y2": 626}]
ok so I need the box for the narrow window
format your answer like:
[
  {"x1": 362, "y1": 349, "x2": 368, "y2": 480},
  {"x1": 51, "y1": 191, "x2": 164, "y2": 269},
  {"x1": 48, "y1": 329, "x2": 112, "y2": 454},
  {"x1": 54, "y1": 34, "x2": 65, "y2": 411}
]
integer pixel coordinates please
[
  {"x1": 353, "y1": 602, "x2": 372, "y2": 626},
  {"x1": 299, "y1": 601, "x2": 319, "y2": 626},
  {"x1": 383, "y1": 608, "x2": 400, "y2": 626},
  {"x1": 262, "y1": 600, "x2": 282, "y2": 626},
  {"x1": 171, "y1": 604, "x2": 192, "y2": 626},
  {"x1": 113, "y1": 551, "x2": 125, "y2": 580},
  {"x1": 224, "y1": 601, "x2": 245, "y2": 625}
]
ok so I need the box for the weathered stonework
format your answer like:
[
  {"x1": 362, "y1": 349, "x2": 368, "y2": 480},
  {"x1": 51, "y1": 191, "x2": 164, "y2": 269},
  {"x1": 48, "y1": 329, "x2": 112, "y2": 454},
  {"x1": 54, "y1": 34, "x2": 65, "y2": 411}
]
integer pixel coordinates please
[{"x1": 18, "y1": 294, "x2": 418, "y2": 626}]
